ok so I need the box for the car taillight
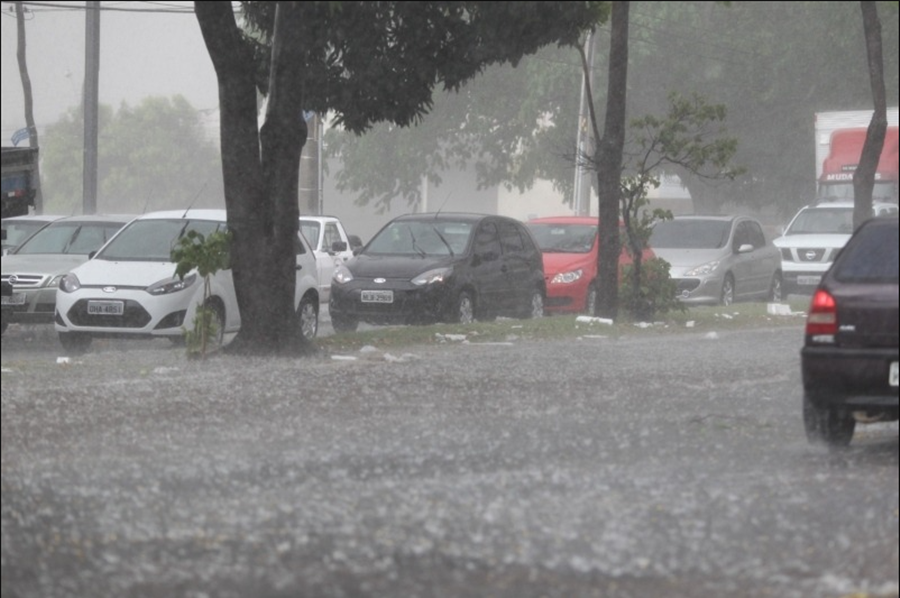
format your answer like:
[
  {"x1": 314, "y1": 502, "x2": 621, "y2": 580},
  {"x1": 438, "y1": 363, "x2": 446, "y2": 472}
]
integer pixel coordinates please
[{"x1": 806, "y1": 289, "x2": 837, "y2": 337}]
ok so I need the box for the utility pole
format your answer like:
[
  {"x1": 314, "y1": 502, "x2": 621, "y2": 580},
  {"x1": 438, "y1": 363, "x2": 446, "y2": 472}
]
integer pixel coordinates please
[
  {"x1": 15, "y1": 1, "x2": 43, "y2": 213},
  {"x1": 573, "y1": 31, "x2": 596, "y2": 216},
  {"x1": 83, "y1": 1, "x2": 100, "y2": 214},
  {"x1": 299, "y1": 112, "x2": 320, "y2": 214}
]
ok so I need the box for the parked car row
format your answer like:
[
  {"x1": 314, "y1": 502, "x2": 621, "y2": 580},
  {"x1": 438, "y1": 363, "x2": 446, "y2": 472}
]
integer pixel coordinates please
[{"x1": 2, "y1": 210, "x2": 321, "y2": 353}]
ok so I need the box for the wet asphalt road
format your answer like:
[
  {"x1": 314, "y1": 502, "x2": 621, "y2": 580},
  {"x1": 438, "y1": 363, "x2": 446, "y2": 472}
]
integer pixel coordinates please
[{"x1": 1, "y1": 323, "x2": 898, "y2": 598}]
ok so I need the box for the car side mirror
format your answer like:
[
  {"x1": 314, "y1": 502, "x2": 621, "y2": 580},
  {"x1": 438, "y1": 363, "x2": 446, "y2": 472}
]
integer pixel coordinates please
[
  {"x1": 331, "y1": 240, "x2": 348, "y2": 253},
  {"x1": 737, "y1": 243, "x2": 753, "y2": 254}
]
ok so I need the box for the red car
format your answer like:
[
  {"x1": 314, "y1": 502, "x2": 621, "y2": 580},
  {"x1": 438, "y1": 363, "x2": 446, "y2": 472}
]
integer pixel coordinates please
[{"x1": 526, "y1": 216, "x2": 654, "y2": 315}]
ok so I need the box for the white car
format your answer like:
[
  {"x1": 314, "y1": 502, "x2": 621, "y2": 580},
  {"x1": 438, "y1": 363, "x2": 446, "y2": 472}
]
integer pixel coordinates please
[
  {"x1": 298, "y1": 216, "x2": 355, "y2": 303},
  {"x1": 54, "y1": 209, "x2": 320, "y2": 353},
  {"x1": 773, "y1": 201, "x2": 899, "y2": 296}
]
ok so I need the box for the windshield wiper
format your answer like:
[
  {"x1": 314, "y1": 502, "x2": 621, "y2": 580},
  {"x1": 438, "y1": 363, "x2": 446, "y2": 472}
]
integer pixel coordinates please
[
  {"x1": 407, "y1": 227, "x2": 426, "y2": 257},
  {"x1": 431, "y1": 226, "x2": 455, "y2": 256}
]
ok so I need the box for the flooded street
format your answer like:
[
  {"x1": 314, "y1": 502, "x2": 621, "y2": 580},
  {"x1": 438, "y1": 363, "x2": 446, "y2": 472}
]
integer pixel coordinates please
[{"x1": 2, "y1": 324, "x2": 897, "y2": 598}]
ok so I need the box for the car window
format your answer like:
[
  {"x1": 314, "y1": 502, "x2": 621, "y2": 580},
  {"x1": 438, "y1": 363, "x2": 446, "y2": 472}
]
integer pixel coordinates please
[
  {"x1": 650, "y1": 220, "x2": 731, "y2": 249},
  {"x1": 787, "y1": 208, "x2": 853, "y2": 234},
  {"x1": 299, "y1": 221, "x2": 321, "y2": 248},
  {"x1": 474, "y1": 221, "x2": 501, "y2": 261},
  {"x1": 747, "y1": 220, "x2": 767, "y2": 247},
  {"x1": 2, "y1": 220, "x2": 47, "y2": 249},
  {"x1": 527, "y1": 223, "x2": 596, "y2": 253},
  {"x1": 323, "y1": 222, "x2": 342, "y2": 249},
  {"x1": 14, "y1": 221, "x2": 122, "y2": 255},
  {"x1": 366, "y1": 220, "x2": 472, "y2": 256},
  {"x1": 498, "y1": 221, "x2": 525, "y2": 255},
  {"x1": 96, "y1": 218, "x2": 224, "y2": 262},
  {"x1": 832, "y1": 223, "x2": 899, "y2": 283}
]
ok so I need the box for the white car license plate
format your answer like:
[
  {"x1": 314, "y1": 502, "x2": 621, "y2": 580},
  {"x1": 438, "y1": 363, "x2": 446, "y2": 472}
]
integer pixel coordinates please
[
  {"x1": 890, "y1": 361, "x2": 899, "y2": 388},
  {"x1": 361, "y1": 290, "x2": 393, "y2": 304},
  {"x1": 0, "y1": 292, "x2": 26, "y2": 306},
  {"x1": 797, "y1": 275, "x2": 822, "y2": 286},
  {"x1": 87, "y1": 300, "x2": 125, "y2": 315}
]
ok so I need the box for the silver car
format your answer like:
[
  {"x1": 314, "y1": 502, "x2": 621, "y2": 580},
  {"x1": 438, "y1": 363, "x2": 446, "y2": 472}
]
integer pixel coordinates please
[
  {"x1": 0, "y1": 214, "x2": 134, "y2": 334},
  {"x1": 650, "y1": 215, "x2": 783, "y2": 306}
]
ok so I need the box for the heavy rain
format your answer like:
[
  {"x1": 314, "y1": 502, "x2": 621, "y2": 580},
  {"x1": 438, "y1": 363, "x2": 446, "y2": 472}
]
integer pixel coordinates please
[{"x1": 2, "y1": 2, "x2": 898, "y2": 597}]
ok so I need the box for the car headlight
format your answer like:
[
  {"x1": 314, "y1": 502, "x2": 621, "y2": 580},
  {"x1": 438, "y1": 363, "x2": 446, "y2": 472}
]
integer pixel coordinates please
[
  {"x1": 333, "y1": 264, "x2": 354, "y2": 285},
  {"x1": 412, "y1": 267, "x2": 452, "y2": 286},
  {"x1": 551, "y1": 269, "x2": 583, "y2": 285},
  {"x1": 146, "y1": 273, "x2": 197, "y2": 295},
  {"x1": 684, "y1": 260, "x2": 721, "y2": 277},
  {"x1": 47, "y1": 274, "x2": 65, "y2": 288},
  {"x1": 59, "y1": 273, "x2": 81, "y2": 293}
]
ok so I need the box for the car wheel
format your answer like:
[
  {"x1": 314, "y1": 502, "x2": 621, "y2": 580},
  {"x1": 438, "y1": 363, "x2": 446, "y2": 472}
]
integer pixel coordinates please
[
  {"x1": 453, "y1": 290, "x2": 475, "y2": 324},
  {"x1": 526, "y1": 288, "x2": 544, "y2": 319},
  {"x1": 802, "y1": 392, "x2": 855, "y2": 447},
  {"x1": 720, "y1": 273, "x2": 735, "y2": 306},
  {"x1": 58, "y1": 331, "x2": 92, "y2": 354},
  {"x1": 584, "y1": 284, "x2": 598, "y2": 316},
  {"x1": 297, "y1": 293, "x2": 319, "y2": 341},
  {"x1": 331, "y1": 313, "x2": 359, "y2": 333},
  {"x1": 768, "y1": 272, "x2": 783, "y2": 302}
]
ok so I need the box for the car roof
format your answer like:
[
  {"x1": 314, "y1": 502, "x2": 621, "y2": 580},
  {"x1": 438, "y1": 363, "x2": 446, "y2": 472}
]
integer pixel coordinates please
[
  {"x1": 1, "y1": 214, "x2": 66, "y2": 223},
  {"x1": 134, "y1": 209, "x2": 227, "y2": 221},
  {"x1": 669, "y1": 214, "x2": 741, "y2": 223},
  {"x1": 802, "y1": 201, "x2": 896, "y2": 210},
  {"x1": 46, "y1": 214, "x2": 136, "y2": 224},
  {"x1": 392, "y1": 212, "x2": 507, "y2": 224},
  {"x1": 527, "y1": 216, "x2": 597, "y2": 224}
]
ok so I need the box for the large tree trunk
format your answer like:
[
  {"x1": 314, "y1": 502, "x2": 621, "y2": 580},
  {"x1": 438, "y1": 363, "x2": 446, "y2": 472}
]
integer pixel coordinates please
[
  {"x1": 195, "y1": 1, "x2": 310, "y2": 355},
  {"x1": 853, "y1": 1, "x2": 887, "y2": 230},
  {"x1": 594, "y1": 1, "x2": 629, "y2": 320}
]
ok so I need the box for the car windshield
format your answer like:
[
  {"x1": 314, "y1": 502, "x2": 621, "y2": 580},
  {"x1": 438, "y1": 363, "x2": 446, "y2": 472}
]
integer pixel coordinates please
[
  {"x1": 527, "y1": 223, "x2": 596, "y2": 253},
  {"x1": 2, "y1": 220, "x2": 48, "y2": 250},
  {"x1": 95, "y1": 218, "x2": 225, "y2": 262},
  {"x1": 13, "y1": 221, "x2": 123, "y2": 255},
  {"x1": 650, "y1": 220, "x2": 731, "y2": 249},
  {"x1": 366, "y1": 220, "x2": 473, "y2": 256},
  {"x1": 833, "y1": 223, "x2": 899, "y2": 283},
  {"x1": 299, "y1": 221, "x2": 321, "y2": 248},
  {"x1": 786, "y1": 208, "x2": 854, "y2": 235}
]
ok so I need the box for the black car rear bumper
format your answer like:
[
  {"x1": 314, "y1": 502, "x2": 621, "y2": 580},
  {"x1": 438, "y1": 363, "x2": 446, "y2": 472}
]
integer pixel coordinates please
[{"x1": 802, "y1": 345, "x2": 899, "y2": 410}]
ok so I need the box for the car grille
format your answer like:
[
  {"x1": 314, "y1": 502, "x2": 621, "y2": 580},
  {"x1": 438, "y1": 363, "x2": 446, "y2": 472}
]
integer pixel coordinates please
[
  {"x1": 66, "y1": 299, "x2": 152, "y2": 328},
  {"x1": 796, "y1": 248, "x2": 829, "y2": 263},
  {"x1": 1, "y1": 273, "x2": 47, "y2": 288},
  {"x1": 674, "y1": 279, "x2": 701, "y2": 293}
]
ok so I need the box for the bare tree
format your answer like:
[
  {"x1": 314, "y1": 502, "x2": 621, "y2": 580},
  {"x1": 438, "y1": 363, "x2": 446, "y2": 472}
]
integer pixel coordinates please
[{"x1": 853, "y1": 1, "x2": 888, "y2": 229}]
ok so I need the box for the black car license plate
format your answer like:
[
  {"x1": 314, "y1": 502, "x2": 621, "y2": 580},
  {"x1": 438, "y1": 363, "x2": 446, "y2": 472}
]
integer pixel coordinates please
[{"x1": 361, "y1": 290, "x2": 393, "y2": 304}]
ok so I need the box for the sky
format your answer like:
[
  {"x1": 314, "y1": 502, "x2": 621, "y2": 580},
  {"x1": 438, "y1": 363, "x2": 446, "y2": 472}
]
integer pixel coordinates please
[{"x1": 1, "y1": 1, "x2": 221, "y2": 144}]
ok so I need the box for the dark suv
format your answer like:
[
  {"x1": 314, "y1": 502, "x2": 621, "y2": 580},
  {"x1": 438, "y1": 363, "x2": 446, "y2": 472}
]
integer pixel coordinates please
[{"x1": 801, "y1": 215, "x2": 899, "y2": 447}]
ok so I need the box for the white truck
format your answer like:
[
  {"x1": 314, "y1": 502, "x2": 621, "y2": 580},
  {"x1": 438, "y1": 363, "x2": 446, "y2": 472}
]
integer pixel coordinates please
[
  {"x1": 814, "y1": 108, "x2": 899, "y2": 203},
  {"x1": 298, "y1": 215, "x2": 360, "y2": 303}
]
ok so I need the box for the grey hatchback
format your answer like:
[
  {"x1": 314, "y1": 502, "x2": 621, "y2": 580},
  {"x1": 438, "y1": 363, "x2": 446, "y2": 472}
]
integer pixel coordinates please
[
  {"x1": 328, "y1": 212, "x2": 546, "y2": 332},
  {"x1": 801, "y1": 215, "x2": 899, "y2": 447}
]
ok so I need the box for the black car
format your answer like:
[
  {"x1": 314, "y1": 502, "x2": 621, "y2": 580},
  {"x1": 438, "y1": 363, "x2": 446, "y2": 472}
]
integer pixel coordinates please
[
  {"x1": 328, "y1": 213, "x2": 546, "y2": 332},
  {"x1": 801, "y1": 215, "x2": 899, "y2": 447}
]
